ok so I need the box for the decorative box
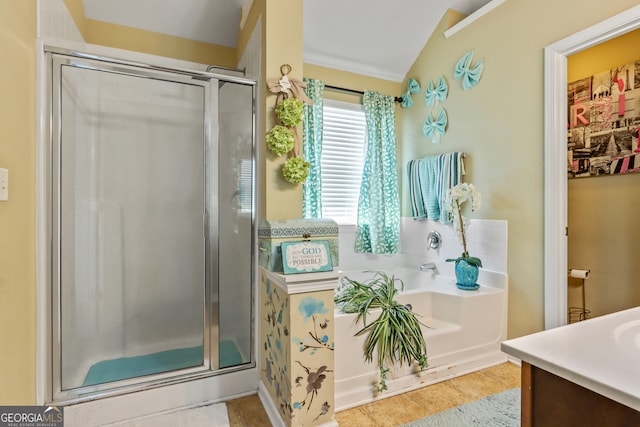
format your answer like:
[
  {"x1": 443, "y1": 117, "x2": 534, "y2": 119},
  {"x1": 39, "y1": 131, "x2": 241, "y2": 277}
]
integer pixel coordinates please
[{"x1": 258, "y1": 218, "x2": 339, "y2": 273}]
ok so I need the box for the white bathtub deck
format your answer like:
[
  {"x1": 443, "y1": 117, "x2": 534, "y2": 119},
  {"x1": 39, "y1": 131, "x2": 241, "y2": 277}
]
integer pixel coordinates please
[{"x1": 334, "y1": 269, "x2": 509, "y2": 411}]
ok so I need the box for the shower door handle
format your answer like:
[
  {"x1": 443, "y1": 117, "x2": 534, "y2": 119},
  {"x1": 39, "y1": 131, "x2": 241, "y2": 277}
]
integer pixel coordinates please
[{"x1": 203, "y1": 213, "x2": 209, "y2": 239}]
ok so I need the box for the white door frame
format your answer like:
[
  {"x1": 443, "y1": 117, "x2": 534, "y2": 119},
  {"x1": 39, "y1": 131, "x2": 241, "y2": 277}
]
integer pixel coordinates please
[{"x1": 544, "y1": 5, "x2": 640, "y2": 329}]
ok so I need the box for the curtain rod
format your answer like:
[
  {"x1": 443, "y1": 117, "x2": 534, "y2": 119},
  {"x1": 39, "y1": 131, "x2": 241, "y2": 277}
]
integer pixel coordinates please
[{"x1": 324, "y1": 84, "x2": 403, "y2": 104}]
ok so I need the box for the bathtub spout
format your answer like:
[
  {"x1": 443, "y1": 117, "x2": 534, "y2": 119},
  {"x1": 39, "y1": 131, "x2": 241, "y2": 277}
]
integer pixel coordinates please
[{"x1": 420, "y1": 262, "x2": 437, "y2": 272}]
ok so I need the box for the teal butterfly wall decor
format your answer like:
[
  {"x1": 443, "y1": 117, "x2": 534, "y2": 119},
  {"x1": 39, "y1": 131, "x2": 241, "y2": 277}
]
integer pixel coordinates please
[
  {"x1": 401, "y1": 78, "x2": 421, "y2": 108},
  {"x1": 454, "y1": 50, "x2": 484, "y2": 90},
  {"x1": 425, "y1": 75, "x2": 448, "y2": 107},
  {"x1": 423, "y1": 108, "x2": 448, "y2": 143}
]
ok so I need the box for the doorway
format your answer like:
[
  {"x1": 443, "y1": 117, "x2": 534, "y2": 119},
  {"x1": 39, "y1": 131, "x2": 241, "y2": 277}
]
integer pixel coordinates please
[{"x1": 544, "y1": 5, "x2": 640, "y2": 329}]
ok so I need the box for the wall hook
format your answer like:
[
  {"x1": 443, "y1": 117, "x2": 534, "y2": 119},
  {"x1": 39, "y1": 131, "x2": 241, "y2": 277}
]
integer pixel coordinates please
[{"x1": 280, "y1": 64, "x2": 292, "y2": 76}]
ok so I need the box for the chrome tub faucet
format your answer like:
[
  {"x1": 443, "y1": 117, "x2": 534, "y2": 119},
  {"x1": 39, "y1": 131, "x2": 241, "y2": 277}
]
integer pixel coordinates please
[{"x1": 420, "y1": 262, "x2": 437, "y2": 272}]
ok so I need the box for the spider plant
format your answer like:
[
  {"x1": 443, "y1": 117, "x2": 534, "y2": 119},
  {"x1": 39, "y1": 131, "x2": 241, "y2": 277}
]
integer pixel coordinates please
[{"x1": 334, "y1": 272, "x2": 428, "y2": 393}]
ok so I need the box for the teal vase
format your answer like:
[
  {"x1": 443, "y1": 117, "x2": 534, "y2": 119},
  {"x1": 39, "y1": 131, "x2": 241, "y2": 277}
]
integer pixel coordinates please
[{"x1": 455, "y1": 258, "x2": 480, "y2": 290}]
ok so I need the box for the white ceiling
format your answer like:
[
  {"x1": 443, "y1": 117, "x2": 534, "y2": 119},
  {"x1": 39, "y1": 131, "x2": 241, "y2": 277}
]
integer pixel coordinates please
[
  {"x1": 303, "y1": 0, "x2": 491, "y2": 82},
  {"x1": 83, "y1": 0, "x2": 491, "y2": 82}
]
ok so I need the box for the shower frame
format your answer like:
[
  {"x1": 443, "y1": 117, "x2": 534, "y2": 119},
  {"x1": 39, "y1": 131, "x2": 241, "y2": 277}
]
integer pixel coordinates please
[{"x1": 43, "y1": 46, "x2": 258, "y2": 405}]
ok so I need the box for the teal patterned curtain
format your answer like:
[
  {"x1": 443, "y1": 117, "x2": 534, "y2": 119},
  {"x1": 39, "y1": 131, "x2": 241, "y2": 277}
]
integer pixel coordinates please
[
  {"x1": 355, "y1": 91, "x2": 400, "y2": 254},
  {"x1": 302, "y1": 78, "x2": 325, "y2": 218}
]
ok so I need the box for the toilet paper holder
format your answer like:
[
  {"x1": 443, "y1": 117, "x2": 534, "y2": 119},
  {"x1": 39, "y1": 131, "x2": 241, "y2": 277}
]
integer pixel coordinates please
[
  {"x1": 568, "y1": 268, "x2": 590, "y2": 279},
  {"x1": 567, "y1": 268, "x2": 590, "y2": 323}
]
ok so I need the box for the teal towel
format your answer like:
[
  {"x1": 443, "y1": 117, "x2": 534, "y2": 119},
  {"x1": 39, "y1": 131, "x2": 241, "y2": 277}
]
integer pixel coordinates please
[
  {"x1": 408, "y1": 160, "x2": 426, "y2": 218},
  {"x1": 408, "y1": 152, "x2": 465, "y2": 223},
  {"x1": 439, "y1": 154, "x2": 450, "y2": 223},
  {"x1": 420, "y1": 156, "x2": 441, "y2": 221},
  {"x1": 438, "y1": 152, "x2": 465, "y2": 224}
]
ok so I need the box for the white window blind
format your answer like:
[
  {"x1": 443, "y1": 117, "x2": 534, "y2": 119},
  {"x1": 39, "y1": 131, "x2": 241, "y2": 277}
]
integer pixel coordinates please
[{"x1": 321, "y1": 99, "x2": 366, "y2": 224}]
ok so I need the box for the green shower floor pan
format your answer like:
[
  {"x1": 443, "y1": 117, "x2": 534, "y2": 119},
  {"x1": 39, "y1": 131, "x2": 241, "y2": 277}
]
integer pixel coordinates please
[{"x1": 83, "y1": 340, "x2": 243, "y2": 387}]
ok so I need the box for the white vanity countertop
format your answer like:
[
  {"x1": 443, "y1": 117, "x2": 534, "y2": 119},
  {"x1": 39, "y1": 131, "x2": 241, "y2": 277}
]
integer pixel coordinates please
[{"x1": 501, "y1": 306, "x2": 640, "y2": 412}]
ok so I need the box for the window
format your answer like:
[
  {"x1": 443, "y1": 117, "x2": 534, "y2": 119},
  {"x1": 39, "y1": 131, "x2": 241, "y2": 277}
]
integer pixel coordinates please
[{"x1": 320, "y1": 99, "x2": 366, "y2": 224}]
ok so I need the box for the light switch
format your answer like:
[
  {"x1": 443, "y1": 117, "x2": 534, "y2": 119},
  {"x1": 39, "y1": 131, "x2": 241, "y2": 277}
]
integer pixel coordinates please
[{"x1": 0, "y1": 168, "x2": 8, "y2": 201}]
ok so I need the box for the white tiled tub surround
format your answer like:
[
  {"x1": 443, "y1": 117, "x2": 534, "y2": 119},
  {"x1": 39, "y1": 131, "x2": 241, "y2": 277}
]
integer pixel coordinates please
[
  {"x1": 339, "y1": 218, "x2": 508, "y2": 275},
  {"x1": 334, "y1": 218, "x2": 509, "y2": 410}
]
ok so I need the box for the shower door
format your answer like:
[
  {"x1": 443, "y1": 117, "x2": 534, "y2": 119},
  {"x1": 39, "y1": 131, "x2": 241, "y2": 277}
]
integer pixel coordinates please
[{"x1": 48, "y1": 50, "x2": 255, "y2": 402}]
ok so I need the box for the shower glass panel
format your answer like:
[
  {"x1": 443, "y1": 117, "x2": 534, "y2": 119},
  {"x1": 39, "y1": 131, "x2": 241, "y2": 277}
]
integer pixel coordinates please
[
  {"x1": 217, "y1": 81, "x2": 254, "y2": 368},
  {"x1": 54, "y1": 57, "x2": 210, "y2": 392},
  {"x1": 49, "y1": 49, "x2": 256, "y2": 403}
]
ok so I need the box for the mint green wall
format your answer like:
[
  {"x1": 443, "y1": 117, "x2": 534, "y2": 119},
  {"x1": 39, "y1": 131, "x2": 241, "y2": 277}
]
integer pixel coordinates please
[{"x1": 401, "y1": 0, "x2": 640, "y2": 339}]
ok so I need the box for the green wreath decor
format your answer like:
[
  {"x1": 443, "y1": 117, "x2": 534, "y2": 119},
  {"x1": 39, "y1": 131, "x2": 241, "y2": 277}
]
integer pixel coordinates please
[
  {"x1": 266, "y1": 125, "x2": 295, "y2": 156},
  {"x1": 275, "y1": 98, "x2": 304, "y2": 127},
  {"x1": 282, "y1": 156, "x2": 311, "y2": 184}
]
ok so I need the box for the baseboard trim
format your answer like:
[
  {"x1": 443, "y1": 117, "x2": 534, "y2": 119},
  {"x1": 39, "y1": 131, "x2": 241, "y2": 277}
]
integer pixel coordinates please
[
  {"x1": 257, "y1": 380, "x2": 285, "y2": 427},
  {"x1": 257, "y1": 380, "x2": 338, "y2": 427}
]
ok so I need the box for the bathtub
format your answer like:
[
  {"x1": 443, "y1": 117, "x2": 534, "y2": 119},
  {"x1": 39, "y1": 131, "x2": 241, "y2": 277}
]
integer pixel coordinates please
[{"x1": 334, "y1": 265, "x2": 509, "y2": 411}]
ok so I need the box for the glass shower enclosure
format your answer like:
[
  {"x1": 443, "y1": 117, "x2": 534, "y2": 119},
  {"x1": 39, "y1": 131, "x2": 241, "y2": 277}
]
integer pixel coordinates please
[{"x1": 46, "y1": 48, "x2": 256, "y2": 402}]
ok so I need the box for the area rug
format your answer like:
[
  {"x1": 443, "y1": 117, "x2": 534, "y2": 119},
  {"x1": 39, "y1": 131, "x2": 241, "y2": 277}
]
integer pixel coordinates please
[
  {"x1": 400, "y1": 388, "x2": 520, "y2": 427},
  {"x1": 108, "y1": 402, "x2": 230, "y2": 426},
  {"x1": 84, "y1": 340, "x2": 243, "y2": 386}
]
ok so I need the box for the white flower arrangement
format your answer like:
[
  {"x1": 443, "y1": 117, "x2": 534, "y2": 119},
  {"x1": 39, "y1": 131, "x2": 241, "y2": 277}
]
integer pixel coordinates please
[{"x1": 444, "y1": 183, "x2": 482, "y2": 267}]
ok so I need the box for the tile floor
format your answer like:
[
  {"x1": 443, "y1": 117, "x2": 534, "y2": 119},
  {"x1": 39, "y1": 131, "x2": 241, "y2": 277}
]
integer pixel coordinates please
[{"x1": 226, "y1": 362, "x2": 521, "y2": 426}]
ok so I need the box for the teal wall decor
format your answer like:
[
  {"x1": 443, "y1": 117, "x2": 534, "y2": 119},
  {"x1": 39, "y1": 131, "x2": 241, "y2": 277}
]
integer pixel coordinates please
[
  {"x1": 401, "y1": 78, "x2": 421, "y2": 108},
  {"x1": 423, "y1": 108, "x2": 448, "y2": 143},
  {"x1": 425, "y1": 75, "x2": 448, "y2": 107},
  {"x1": 454, "y1": 50, "x2": 484, "y2": 90}
]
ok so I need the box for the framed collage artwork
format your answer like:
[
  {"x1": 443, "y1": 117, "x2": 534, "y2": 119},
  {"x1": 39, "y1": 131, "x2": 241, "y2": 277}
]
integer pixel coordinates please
[{"x1": 568, "y1": 60, "x2": 640, "y2": 178}]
